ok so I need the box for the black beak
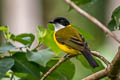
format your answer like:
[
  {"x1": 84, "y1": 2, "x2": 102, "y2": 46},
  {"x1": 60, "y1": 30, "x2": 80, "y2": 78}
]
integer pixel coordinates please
[{"x1": 48, "y1": 20, "x2": 55, "y2": 24}]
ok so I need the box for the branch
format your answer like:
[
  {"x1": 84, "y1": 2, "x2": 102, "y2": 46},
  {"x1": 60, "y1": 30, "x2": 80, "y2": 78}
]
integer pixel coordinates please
[
  {"x1": 40, "y1": 58, "x2": 66, "y2": 80},
  {"x1": 91, "y1": 51, "x2": 110, "y2": 66},
  {"x1": 109, "y1": 47, "x2": 120, "y2": 80},
  {"x1": 82, "y1": 51, "x2": 111, "y2": 80},
  {"x1": 83, "y1": 47, "x2": 120, "y2": 80},
  {"x1": 40, "y1": 54, "x2": 72, "y2": 80},
  {"x1": 64, "y1": 0, "x2": 120, "y2": 43},
  {"x1": 40, "y1": 50, "x2": 109, "y2": 80},
  {"x1": 82, "y1": 69, "x2": 110, "y2": 80}
]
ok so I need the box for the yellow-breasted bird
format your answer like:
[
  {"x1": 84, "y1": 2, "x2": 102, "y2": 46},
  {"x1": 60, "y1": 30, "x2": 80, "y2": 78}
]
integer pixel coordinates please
[{"x1": 49, "y1": 17, "x2": 98, "y2": 68}]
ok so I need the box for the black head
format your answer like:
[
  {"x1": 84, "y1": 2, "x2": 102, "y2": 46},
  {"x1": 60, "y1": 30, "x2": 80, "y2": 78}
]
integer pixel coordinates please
[{"x1": 49, "y1": 17, "x2": 70, "y2": 26}]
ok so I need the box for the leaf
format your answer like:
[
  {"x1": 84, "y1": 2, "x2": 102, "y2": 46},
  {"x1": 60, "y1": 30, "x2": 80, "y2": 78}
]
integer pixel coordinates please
[
  {"x1": 47, "y1": 23, "x2": 55, "y2": 31},
  {"x1": 20, "y1": 75, "x2": 38, "y2": 80},
  {"x1": 0, "y1": 57, "x2": 14, "y2": 79},
  {"x1": 0, "y1": 42, "x2": 16, "y2": 53},
  {"x1": 45, "y1": 60, "x2": 75, "y2": 80},
  {"x1": 76, "y1": 55, "x2": 104, "y2": 72},
  {"x1": 26, "y1": 49, "x2": 54, "y2": 67},
  {"x1": 37, "y1": 25, "x2": 61, "y2": 54},
  {"x1": 11, "y1": 33, "x2": 35, "y2": 47},
  {"x1": 72, "y1": 0, "x2": 92, "y2": 5},
  {"x1": 11, "y1": 52, "x2": 41, "y2": 80},
  {"x1": 69, "y1": 0, "x2": 95, "y2": 11},
  {"x1": 0, "y1": 26, "x2": 8, "y2": 31},
  {"x1": 15, "y1": 73, "x2": 37, "y2": 80},
  {"x1": 108, "y1": 20, "x2": 116, "y2": 31},
  {"x1": 37, "y1": 26, "x2": 48, "y2": 40},
  {"x1": 37, "y1": 26, "x2": 47, "y2": 42},
  {"x1": 108, "y1": 6, "x2": 120, "y2": 31},
  {"x1": 15, "y1": 72, "x2": 28, "y2": 78}
]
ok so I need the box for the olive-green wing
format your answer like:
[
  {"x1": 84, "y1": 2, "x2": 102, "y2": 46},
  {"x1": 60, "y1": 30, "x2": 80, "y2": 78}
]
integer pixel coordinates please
[
  {"x1": 55, "y1": 26, "x2": 87, "y2": 51},
  {"x1": 56, "y1": 36, "x2": 85, "y2": 51}
]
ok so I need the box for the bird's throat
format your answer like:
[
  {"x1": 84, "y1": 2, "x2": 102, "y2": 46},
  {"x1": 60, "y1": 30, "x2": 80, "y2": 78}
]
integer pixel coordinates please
[{"x1": 54, "y1": 24, "x2": 65, "y2": 32}]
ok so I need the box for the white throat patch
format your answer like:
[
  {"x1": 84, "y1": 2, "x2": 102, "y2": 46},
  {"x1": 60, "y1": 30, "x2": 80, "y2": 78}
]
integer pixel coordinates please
[{"x1": 54, "y1": 23, "x2": 65, "y2": 32}]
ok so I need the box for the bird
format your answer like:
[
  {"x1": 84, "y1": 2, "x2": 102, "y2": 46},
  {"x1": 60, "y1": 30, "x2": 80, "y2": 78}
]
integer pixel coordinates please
[{"x1": 49, "y1": 17, "x2": 98, "y2": 68}]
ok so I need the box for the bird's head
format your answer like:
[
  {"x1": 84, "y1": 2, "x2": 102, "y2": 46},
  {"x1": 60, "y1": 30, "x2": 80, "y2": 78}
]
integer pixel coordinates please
[{"x1": 49, "y1": 17, "x2": 70, "y2": 31}]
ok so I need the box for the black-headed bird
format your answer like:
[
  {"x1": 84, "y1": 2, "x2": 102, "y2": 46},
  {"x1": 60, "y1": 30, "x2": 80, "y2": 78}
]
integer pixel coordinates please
[{"x1": 49, "y1": 17, "x2": 98, "y2": 68}]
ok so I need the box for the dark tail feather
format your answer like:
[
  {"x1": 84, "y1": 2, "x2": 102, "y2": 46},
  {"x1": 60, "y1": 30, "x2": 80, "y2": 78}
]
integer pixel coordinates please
[{"x1": 82, "y1": 49, "x2": 99, "y2": 68}]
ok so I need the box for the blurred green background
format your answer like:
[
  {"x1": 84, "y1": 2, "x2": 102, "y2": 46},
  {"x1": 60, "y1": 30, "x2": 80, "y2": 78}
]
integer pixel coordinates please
[{"x1": 0, "y1": 0, "x2": 120, "y2": 80}]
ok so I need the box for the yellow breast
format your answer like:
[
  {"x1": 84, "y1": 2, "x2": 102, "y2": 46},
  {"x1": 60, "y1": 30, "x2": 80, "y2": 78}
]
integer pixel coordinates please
[{"x1": 53, "y1": 32, "x2": 80, "y2": 55}]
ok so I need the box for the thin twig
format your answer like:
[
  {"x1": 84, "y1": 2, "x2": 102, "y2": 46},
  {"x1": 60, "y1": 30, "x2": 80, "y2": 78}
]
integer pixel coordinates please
[
  {"x1": 84, "y1": 47, "x2": 120, "y2": 80},
  {"x1": 40, "y1": 54, "x2": 79, "y2": 80},
  {"x1": 91, "y1": 51, "x2": 111, "y2": 66},
  {"x1": 40, "y1": 50, "x2": 109, "y2": 80},
  {"x1": 40, "y1": 56, "x2": 67, "y2": 80},
  {"x1": 64, "y1": 0, "x2": 120, "y2": 43},
  {"x1": 82, "y1": 50, "x2": 112, "y2": 80}
]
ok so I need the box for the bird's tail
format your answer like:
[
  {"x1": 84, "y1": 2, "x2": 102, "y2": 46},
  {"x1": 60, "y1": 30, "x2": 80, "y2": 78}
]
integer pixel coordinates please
[{"x1": 82, "y1": 49, "x2": 99, "y2": 68}]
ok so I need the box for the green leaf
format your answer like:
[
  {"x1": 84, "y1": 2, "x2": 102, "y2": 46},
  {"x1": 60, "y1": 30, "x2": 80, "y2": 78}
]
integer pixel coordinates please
[
  {"x1": 11, "y1": 33, "x2": 35, "y2": 47},
  {"x1": 108, "y1": 6, "x2": 120, "y2": 31},
  {"x1": 45, "y1": 60, "x2": 75, "y2": 80},
  {"x1": 69, "y1": 0, "x2": 94, "y2": 11},
  {"x1": 37, "y1": 25, "x2": 61, "y2": 54},
  {"x1": 26, "y1": 49, "x2": 53, "y2": 67},
  {"x1": 0, "y1": 42, "x2": 16, "y2": 53},
  {"x1": 0, "y1": 26, "x2": 8, "y2": 31},
  {"x1": 76, "y1": 55, "x2": 104, "y2": 72},
  {"x1": 20, "y1": 75, "x2": 38, "y2": 80},
  {"x1": 72, "y1": 0, "x2": 92, "y2": 5},
  {"x1": 15, "y1": 72, "x2": 28, "y2": 78},
  {"x1": 11, "y1": 52, "x2": 41, "y2": 80},
  {"x1": 47, "y1": 23, "x2": 55, "y2": 31},
  {"x1": 15, "y1": 73, "x2": 37, "y2": 80},
  {"x1": 37, "y1": 26, "x2": 47, "y2": 42},
  {"x1": 108, "y1": 20, "x2": 116, "y2": 31},
  {"x1": 0, "y1": 57, "x2": 14, "y2": 79}
]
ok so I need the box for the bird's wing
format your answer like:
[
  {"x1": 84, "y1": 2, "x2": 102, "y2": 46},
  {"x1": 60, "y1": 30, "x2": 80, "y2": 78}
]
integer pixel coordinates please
[
  {"x1": 56, "y1": 34, "x2": 86, "y2": 51},
  {"x1": 55, "y1": 26, "x2": 88, "y2": 51}
]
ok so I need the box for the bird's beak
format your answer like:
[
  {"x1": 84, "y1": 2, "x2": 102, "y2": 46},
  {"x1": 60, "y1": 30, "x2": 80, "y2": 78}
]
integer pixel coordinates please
[{"x1": 48, "y1": 20, "x2": 54, "y2": 24}]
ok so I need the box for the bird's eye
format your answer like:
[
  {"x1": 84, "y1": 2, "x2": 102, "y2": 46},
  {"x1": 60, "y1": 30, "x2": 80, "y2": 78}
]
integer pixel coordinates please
[{"x1": 60, "y1": 20, "x2": 64, "y2": 23}]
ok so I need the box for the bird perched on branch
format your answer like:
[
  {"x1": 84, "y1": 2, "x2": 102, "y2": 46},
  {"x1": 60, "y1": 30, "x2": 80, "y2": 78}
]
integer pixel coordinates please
[{"x1": 49, "y1": 17, "x2": 98, "y2": 68}]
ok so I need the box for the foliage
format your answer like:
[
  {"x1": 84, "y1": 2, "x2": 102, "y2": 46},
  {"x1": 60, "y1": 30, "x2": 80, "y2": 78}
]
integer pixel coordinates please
[
  {"x1": 12, "y1": 52, "x2": 41, "y2": 80},
  {"x1": 108, "y1": 6, "x2": 120, "y2": 31},
  {"x1": 46, "y1": 60, "x2": 75, "y2": 80},
  {"x1": 0, "y1": 23, "x2": 104, "y2": 80},
  {"x1": 0, "y1": 57, "x2": 14, "y2": 78},
  {"x1": 26, "y1": 49, "x2": 54, "y2": 67},
  {"x1": 37, "y1": 24, "x2": 61, "y2": 54},
  {"x1": 11, "y1": 33, "x2": 35, "y2": 47},
  {"x1": 69, "y1": 0, "x2": 96, "y2": 11},
  {"x1": 0, "y1": 2, "x2": 119, "y2": 80},
  {"x1": 0, "y1": 42, "x2": 16, "y2": 53},
  {"x1": 72, "y1": 0, "x2": 92, "y2": 5}
]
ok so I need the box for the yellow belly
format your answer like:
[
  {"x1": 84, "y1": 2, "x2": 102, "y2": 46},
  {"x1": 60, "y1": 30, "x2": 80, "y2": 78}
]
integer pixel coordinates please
[{"x1": 53, "y1": 32, "x2": 80, "y2": 55}]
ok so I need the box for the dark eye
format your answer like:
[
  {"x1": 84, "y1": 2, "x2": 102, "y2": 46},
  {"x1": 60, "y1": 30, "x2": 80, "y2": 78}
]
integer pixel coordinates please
[{"x1": 60, "y1": 20, "x2": 65, "y2": 24}]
